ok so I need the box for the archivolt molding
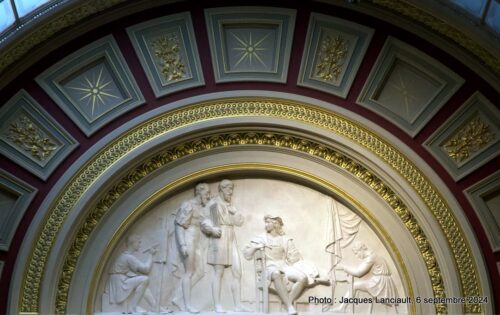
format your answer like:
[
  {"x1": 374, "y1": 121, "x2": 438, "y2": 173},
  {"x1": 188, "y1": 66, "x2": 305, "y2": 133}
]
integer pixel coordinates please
[
  {"x1": 59, "y1": 131, "x2": 435, "y2": 315},
  {"x1": 371, "y1": 0, "x2": 500, "y2": 78},
  {"x1": 19, "y1": 98, "x2": 481, "y2": 314}
]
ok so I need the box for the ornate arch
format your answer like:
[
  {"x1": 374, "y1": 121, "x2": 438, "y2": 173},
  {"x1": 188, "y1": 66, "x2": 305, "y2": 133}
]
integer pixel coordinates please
[
  {"x1": 12, "y1": 97, "x2": 487, "y2": 314},
  {"x1": 1, "y1": 2, "x2": 498, "y2": 315}
]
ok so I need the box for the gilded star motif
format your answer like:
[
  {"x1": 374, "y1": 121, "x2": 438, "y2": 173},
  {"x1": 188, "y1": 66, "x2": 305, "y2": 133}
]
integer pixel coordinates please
[
  {"x1": 68, "y1": 66, "x2": 120, "y2": 116},
  {"x1": 231, "y1": 32, "x2": 270, "y2": 68},
  {"x1": 388, "y1": 68, "x2": 418, "y2": 119}
]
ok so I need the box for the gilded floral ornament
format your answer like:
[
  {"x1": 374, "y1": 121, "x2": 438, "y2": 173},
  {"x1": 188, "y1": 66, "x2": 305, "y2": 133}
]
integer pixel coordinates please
[
  {"x1": 6, "y1": 115, "x2": 58, "y2": 161},
  {"x1": 315, "y1": 35, "x2": 349, "y2": 81},
  {"x1": 152, "y1": 34, "x2": 186, "y2": 82},
  {"x1": 443, "y1": 116, "x2": 495, "y2": 163}
]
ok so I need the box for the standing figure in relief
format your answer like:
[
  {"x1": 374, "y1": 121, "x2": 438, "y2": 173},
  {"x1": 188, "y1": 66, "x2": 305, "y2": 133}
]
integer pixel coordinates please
[
  {"x1": 106, "y1": 234, "x2": 172, "y2": 314},
  {"x1": 174, "y1": 182, "x2": 211, "y2": 313},
  {"x1": 335, "y1": 241, "x2": 398, "y2": 312},
  {"x1": 201, "y1": 179, "x2": 248, "y2": 313},
  {"x1": 243, "y1": 215, "x2": 309, "y2": 315}
]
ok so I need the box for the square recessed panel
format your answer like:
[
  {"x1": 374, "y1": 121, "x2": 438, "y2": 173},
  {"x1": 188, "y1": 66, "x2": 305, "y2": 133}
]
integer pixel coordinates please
[
  {"x1": 0, "y1": 90, "x2": 78, "y2": 180},
  {"x1": 465, "y1": 172, "x2": 500, "y2": 252},
  {"x1": 0, "y1": 169, "x2": 37, "y2": 250},
  {"x1": 36, "y1": 35, "x2": 144, "y2": 136},
  {"x1": 425, "y1": 92, "x2": 499, "y2": 180},
  {"x1": 127, "y1": 12, "x2": 204, "y2": 98},
  {"x1": 357, "y1": 37, "x2": 464, "y2": 137},
  {"x1": 223, "y1": 25, "x2": 278, "y2": 72},
  {"x1": 60, "y1": 59, "x2": 128, "y2": 123},
  {"x1": 372, "y1": 59, "x2": 443, "y2": 123},
  {"x1": 298, "y1": 13, "x2": 374, "y2": 98},
  {"x1": 205, "y1": 7, "x2": 296, "y2": 83}
]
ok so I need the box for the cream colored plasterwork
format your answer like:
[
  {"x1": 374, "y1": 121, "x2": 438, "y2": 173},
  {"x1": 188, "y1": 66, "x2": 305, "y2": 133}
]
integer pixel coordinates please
[
  {"x1": 93, "y1": 178, "x2": 408, "y2": 314},
  {"x1": 67, "y1": 139, "x2": 417, "y2": 315},
  {"x1": 19, "y1": 98, "x2": 482, "y2": 314}
]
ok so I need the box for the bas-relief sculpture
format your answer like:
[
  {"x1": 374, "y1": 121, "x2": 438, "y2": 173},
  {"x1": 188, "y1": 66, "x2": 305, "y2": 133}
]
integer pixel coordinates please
[
  {"x1": 103, "y1": 234, "x2": 172, "y2": 314},
  {"x1": 243, "y1": 215, "x2": 331, "y2": 315},
  {"x1": 333, "y1": 242, "x2": 399, "y2": 313},
  {"x1": 174, "y1": 183, "x2": 211, "y2": 313},
  {"x1": 95, "y1": 179, "x2": 406, "y2": 314},
  {"x1": 201, "y1": 180, "x2": 250, "y2": 313}
]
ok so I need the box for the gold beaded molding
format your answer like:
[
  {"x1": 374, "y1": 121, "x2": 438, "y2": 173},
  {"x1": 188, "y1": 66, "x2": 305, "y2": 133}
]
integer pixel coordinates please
[
  {"x1": 371, "y1": 0, "x2": 500, "y2": 77},
  {"x1": 20, "y1": 98, "x2": 481, "y2": 314}
]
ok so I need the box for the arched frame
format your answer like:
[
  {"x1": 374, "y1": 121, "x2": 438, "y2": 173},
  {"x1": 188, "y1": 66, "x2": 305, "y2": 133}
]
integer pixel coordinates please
[{"x1": 10, "y1": 95, "x2": 491, "y2": 315}]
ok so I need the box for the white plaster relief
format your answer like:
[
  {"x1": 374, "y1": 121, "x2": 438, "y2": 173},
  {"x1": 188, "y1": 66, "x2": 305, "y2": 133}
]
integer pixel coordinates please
[{"x1": 95, "y1": 179, "x2": 406, "y2": 314}]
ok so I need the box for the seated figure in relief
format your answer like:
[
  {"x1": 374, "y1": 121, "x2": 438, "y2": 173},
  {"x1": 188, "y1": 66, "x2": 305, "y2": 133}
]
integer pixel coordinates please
[
  {"x1": 243, "y1": 215, "x2": 314, "y2": 315},
  {"x1": 105, "y1": 234, "x2": 171, "y2": 314},
  {"x1": 334, "y1": 241, "x2": 398, "y2": 312}
]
